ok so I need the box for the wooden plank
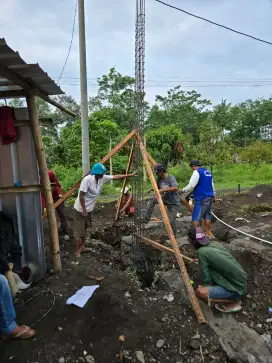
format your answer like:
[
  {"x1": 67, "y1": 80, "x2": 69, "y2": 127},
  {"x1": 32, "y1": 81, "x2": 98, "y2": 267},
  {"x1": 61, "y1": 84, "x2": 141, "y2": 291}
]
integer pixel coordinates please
[
  {"x1": 42, "y1": 129, "x2": 138, "y2": 220},
  {"x1": 0, "y1": 185, "x2": 41, "y2": 194},
  {"x1": 14, "y1": 118, "x2": 53, "y2": 127},
  {"x1": 100, "y1": 129, "x2": 137, "y2": 164},
  {"x1": 115, "y1": 141, "x2": 135, "y2": 221},
  {"x1": 139, "y1": 136, "x2": 206, "y2": 324},
  {"x1": 27, "y1": 95, "x2": 61, "y2": 273},
  {"x1": 135, "y1": 234, "x2": 194, "y2": 263}
]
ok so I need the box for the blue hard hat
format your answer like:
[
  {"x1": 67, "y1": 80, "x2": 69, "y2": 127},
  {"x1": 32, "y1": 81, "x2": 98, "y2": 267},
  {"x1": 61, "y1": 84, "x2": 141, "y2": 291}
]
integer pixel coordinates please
[{"x1": 90, "y1": 163, "x2": 106, "y2": 175}]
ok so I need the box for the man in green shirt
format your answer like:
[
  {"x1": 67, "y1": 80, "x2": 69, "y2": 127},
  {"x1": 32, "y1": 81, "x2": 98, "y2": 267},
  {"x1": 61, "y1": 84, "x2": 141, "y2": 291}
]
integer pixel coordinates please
[{"x1": 189, "y1": 227, "x2": 247, "y2": 313}]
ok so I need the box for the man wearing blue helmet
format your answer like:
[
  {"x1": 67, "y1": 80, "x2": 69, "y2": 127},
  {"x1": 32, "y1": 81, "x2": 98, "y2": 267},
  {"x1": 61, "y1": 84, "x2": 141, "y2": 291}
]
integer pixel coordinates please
[{"x1": 74, "y1": 163, "x2": 136, "y2": 257}]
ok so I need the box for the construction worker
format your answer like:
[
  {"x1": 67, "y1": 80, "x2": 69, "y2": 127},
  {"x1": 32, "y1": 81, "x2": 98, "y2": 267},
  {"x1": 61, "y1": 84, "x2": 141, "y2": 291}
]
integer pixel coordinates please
[
  {"x1": 0, "y1": 274, "x2": 35, "y2": 339},
  {"x1": 41, "y1": 170, "x2": 69, "y2": 240},
  {"x1": 116, "y1": 186, "x2": 135, "y2": 217},
  {"x1": 188, "y1": 226, "x2": 247, "y2": 313},
  {"x1": 74, "y1": 163, "x2": 136, "y2": 258},
  {"x1": 180, "y1": 160, "x2": 215, "y2": 237},
  {"x1": 142, "y1": 163, "x2": 180, "y2": 236}
]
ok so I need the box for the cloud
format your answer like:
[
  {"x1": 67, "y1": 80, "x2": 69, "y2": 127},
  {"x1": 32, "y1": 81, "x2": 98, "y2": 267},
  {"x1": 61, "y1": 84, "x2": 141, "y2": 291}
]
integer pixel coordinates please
[{"x1": 1, "y1": 0, "x2": 272, "y2": 106}]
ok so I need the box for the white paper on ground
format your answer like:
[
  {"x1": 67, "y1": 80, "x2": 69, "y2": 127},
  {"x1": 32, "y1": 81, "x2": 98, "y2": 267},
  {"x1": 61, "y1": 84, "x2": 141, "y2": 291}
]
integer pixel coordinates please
[{"x1": 66, "y1": 285, "x2": 100, "y2": 308}]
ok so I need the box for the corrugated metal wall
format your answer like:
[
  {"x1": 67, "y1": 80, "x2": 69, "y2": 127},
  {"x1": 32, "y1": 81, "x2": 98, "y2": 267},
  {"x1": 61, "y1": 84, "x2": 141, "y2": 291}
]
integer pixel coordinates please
[{"x1": 0, "y1": 107, "x2": 46, "y2": 281}]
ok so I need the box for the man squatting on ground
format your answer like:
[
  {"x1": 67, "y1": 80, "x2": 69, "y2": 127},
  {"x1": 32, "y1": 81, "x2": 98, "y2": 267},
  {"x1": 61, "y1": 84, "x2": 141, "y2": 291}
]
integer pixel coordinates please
[
  {"x1": 189, "y1": 227, "x2": 247, "y2": 313},
  {"x1": 74, "y1": 163, "x2": 136, "y2": 258},
  {"x1": 0, "y1": 274, "x2": 35, "y2": 339},
  {"x1": 181, "y1": 160, "x2": 215, "y2": 237},
  {"x1": 143, "y1": 163, "x2": 180, "y2": 236}
]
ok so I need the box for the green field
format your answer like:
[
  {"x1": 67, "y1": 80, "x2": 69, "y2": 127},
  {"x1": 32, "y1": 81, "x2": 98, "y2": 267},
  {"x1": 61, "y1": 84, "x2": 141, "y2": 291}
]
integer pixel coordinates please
[
  {"x1": 170, "y1": 163, "x2": 271, "y2": 190},
  {"x1": 57, "y1": 162, "x2": 271, "y2": 205}
]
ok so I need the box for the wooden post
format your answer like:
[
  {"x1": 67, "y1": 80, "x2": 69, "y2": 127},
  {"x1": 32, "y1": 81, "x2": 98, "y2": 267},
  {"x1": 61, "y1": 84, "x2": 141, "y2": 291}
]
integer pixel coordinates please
[
  {"x1": 26, "y1": 95, "x2": 62, "y2": 273},
  {"x1": 109, "y1": 136, "x2": 113, "y2": 185},
  {"x1": 115, "y1": 141, "x2": 135, "y2": 221},
  {"x1": 43, "y1": 129, "x2": 138, "y2": 220},
  {"x1": 139, "y1": 138, "x2": 206, "y2": 324},
  {"x1": 135, "y1": 234, "x2": 194, "y2": 263},
  {"x1": 143, "y1": 136, "x2": 147, "y2": 185}
]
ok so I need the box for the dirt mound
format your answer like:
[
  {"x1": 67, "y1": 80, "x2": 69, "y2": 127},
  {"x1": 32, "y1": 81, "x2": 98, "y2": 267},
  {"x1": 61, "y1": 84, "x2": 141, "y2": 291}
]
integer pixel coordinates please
[{"x1": 249, "y1": 184, "x2": 272, "y2": 199}]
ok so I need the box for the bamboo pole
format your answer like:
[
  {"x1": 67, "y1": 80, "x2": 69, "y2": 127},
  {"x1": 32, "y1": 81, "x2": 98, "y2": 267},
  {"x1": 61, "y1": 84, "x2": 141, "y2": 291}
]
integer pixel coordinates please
[
  {"x1": 42, "y1": 129, "x2": 138, "y2": 220},
  {"x1": 139, "y1": 137, "x2": 206, "y2": 324},
  {"x1": 115, "y1": 141, "x2": 135, "y2": 221},
  {"x1": 26, "y1": 95, "x2": 62, "y2": 273},
  {"x1": 135, "y1": 234, "x2": 194, "y2": 263}
]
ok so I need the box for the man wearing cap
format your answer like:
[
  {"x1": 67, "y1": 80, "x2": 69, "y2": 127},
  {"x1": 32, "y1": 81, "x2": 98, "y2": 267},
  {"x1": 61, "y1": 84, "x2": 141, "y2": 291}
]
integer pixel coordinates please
[
  {"x1": 188, "y1": 226, "x2": 247, "y2": 313},
  {"x1": 181, "y1": 160, "x2": 215, "y2": 237},
  {"x1": 143, "y1": 163, "x2": 180, "y2": 236},
  {"x1": 74, "y1": 163, "x2": 136, "y2": 257}
]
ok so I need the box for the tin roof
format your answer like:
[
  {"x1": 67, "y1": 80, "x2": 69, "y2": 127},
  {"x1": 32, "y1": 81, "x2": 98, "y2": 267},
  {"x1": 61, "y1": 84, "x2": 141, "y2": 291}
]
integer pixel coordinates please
[{"x1": 0, "y1": 38, "x2": 64, "y2": 96}]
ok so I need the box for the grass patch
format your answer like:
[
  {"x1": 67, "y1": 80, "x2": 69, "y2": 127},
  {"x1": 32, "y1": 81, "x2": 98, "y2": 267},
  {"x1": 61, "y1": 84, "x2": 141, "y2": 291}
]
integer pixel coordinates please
[{"x1": 170, "y1": 163, "x2": 272, "y2": 190}]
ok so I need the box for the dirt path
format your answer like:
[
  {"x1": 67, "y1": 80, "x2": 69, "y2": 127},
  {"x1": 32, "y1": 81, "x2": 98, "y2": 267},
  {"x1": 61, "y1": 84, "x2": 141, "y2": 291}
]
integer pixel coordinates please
[{"x1": 1, "y1": 185, "x2": 272, "y2": 363}]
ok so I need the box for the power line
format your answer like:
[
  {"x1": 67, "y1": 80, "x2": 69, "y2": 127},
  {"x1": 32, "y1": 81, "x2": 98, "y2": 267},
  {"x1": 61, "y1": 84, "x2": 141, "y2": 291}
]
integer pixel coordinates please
[
  {"x1": 153, "y1": 0, "x2": 272, "y2": 46},
  {"x1": 57, "y1": 1, "x2": 78, "y2": 84},
  {"x1": 52, "y1": 77, "x2": 272, "y2": 83},
  {"x1": 55, "y1": 81, "x2": 272, "y2": 88}
]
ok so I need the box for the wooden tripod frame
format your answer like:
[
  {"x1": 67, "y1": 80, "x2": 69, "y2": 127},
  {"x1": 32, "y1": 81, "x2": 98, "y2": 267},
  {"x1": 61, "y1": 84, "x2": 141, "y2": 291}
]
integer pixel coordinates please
[{"x1": 42, "y1": 129, "x2": 205, "y2": 323}]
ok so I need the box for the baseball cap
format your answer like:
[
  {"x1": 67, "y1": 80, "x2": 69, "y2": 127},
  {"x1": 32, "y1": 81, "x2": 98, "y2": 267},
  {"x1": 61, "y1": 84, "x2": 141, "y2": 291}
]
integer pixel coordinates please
[
  {"x1": 154, "y1": 163, "x2": 164, "y2": 174},
  {"x1": 189, "y1": 160, "x2": 202, "y2": 167},
  {"x1": 195, "y1": 227, "x2": 210, "y2": 245}
]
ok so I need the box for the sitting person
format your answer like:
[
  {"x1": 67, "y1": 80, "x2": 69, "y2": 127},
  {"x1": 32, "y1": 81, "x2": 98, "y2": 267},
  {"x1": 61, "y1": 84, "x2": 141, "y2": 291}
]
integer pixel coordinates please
[
  {"x1": 0, "y1": 274, "x2": 35, "y2": 339},
  {"x1": 116, "y1": 186, "x2": 134, "y2": 217},
  {"x1": 188, "y1": 227, "x2": 247, "y2": 313}
]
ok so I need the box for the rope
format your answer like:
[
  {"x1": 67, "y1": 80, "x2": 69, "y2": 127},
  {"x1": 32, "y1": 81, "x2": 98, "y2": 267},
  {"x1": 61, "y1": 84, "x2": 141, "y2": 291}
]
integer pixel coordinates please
[
  {"x1": 211, "y1": 212, "x2": 272, "y2": 247},
  {"x1": 0, "y1": 288, "x2": 56, "y2": 343}
]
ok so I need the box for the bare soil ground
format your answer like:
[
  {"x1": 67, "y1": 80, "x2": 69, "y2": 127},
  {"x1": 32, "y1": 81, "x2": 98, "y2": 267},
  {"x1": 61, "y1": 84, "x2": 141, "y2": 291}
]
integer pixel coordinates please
[{"x1": 1, "y1": 185, "x2": 272, "y2": 363}]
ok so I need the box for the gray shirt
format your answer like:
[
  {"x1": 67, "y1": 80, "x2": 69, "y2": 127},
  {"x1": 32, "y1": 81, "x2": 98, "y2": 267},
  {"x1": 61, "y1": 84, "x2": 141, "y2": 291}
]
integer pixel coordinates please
[{"x1": 158, "y1": 174, "x2": 180, "y2": 206}]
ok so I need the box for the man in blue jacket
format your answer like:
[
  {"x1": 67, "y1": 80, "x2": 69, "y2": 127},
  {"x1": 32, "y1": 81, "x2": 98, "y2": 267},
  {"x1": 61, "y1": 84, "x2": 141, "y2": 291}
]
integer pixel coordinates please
[{"x1": 181, "y1": 160, "x2": 215, "y2": 237}]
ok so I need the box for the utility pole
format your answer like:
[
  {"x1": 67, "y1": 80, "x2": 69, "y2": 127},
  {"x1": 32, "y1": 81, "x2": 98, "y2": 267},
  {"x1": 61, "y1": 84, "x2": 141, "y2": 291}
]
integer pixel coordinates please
[{"x1": 78, "y1": 0, "x2": 90, "y2": 175}]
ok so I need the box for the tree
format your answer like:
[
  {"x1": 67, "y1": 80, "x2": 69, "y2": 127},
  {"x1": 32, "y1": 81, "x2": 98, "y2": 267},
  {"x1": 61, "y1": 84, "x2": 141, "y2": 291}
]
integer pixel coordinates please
[
  {"x1": 89, "y1": 67, "x2": 149, "y2": 130},
  {"x1": 240, "y1": 141, "x2": 272, "y2": 176},
  {"x1": 194, "y1": 120, "x2": 233, "y2": 171},
  {"x1": 147, "y1": 86, "x2": 211, "y2": 140},
  {"x1": 146, "y1": 124, "x2": 185, "y2": 167},
  {"x1": 52, "y1": 94, "x2": 80, "y2": 126}
]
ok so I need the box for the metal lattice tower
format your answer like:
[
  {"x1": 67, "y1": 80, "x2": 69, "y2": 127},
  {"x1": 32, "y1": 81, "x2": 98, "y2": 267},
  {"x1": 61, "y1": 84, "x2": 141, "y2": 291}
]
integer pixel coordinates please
[{"x1": 132, "y1": 0, "x2": 146, "y2": 264}]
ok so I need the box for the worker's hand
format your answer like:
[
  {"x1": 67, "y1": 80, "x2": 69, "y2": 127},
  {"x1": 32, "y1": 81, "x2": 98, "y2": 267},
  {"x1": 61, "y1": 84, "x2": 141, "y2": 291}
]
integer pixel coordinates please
[
  {"x1": 43, "y1": 208, "x2": 46, "y2": 214},
  {"x1": 193, "y1": 258, "x2": 199, "y2": 263},
  {"x1": 59, "y1": 194, "x2": 63, "y2": 198},
  {"x1": 213, "y1": 196, "x2": 217, "y2": 203},
  {"x1": 178, "y1": 189, "x2": 184, "y2": 195},
  {"x1": 82, "y1": 210, "x2": 87, "y2": 217}
]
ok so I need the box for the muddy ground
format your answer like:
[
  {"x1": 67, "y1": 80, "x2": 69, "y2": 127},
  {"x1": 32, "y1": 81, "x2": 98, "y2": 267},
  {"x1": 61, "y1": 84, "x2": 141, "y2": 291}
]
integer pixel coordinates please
[{"x1": 0, "y1": 185, "x2": 272, "y2": 363}]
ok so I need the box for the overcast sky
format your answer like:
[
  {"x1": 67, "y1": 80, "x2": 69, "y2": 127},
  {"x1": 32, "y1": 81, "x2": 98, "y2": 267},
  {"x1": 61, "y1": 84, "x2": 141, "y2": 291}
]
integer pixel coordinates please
[{"x1": 1, "y1": 0, "x2": 272, "y2": 106}]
